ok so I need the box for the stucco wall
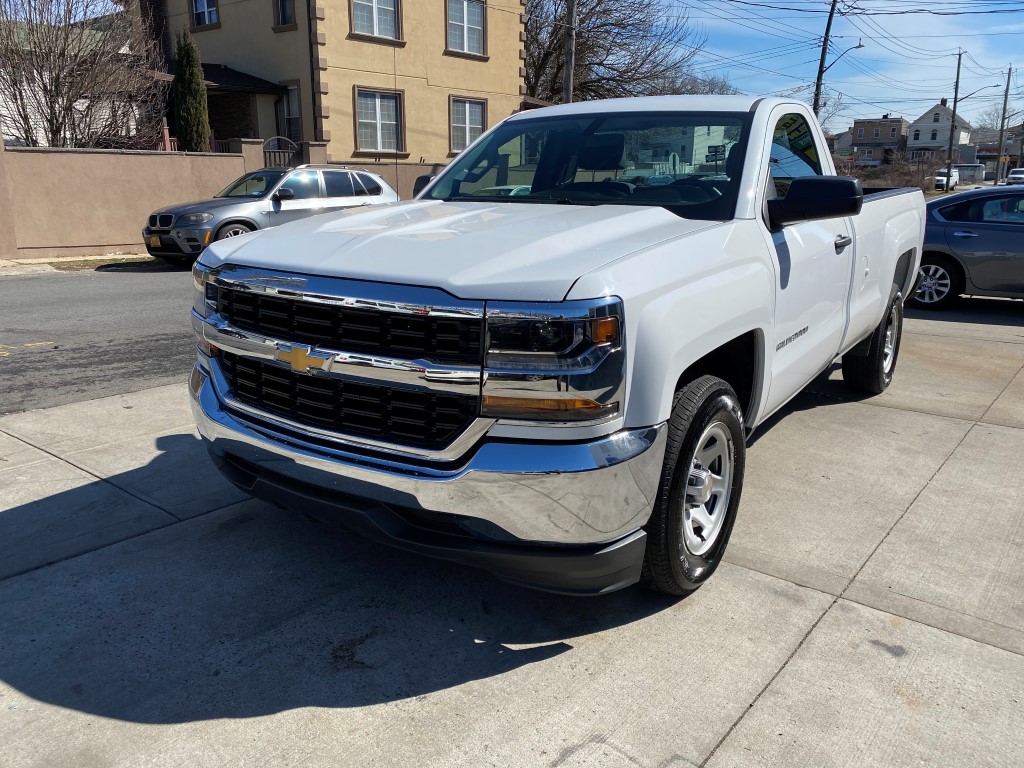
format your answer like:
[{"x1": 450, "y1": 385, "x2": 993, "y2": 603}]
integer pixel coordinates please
[{"x1": 1, "y1": 148, "x2": 246, "y2": 257}]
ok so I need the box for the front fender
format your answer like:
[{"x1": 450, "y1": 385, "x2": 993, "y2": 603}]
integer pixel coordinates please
[{"x1": 569, "y1": 221, "x2": 775, "y2": 429}]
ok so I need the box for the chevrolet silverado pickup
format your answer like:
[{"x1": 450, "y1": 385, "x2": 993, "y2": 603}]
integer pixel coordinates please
[{"x1": 189, "y1": 96, "x2": 925, "y2": 595}]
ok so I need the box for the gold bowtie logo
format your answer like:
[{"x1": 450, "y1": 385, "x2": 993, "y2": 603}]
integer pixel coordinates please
[{"x1": 276, "y1": 344, "x2": 328, "y2": 374}]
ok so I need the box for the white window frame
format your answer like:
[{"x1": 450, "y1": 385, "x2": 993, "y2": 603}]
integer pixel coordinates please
[
  {"x1": 352, "y1": 0, "x2": 399, "y2": 39},
  {"x1": 447, "y1": 0, "x2": 485, "y2": 55},
  {"x1": 856, "y1": 127, "x2": 864, "y2": 138},
  {"x1": 873, "y1": 128, "x2": 880, "y2": 138},
  {"x1": 282, "y1": 85, "x2": 301, "y2": 142},
  {"x1": 357, "y1": 89, "x2": 402, "y2": 152},
  {"x1": 450, "y1": 98, "x2": 485, "y2": 152},
  {"x1": 890, "y1": 126, "x2": 897, "y2": 138},
  {"x1": 192, "y1": 0, "x2": 218, "y2": 26}
]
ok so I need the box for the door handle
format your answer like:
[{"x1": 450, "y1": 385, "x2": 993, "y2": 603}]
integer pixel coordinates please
[
  {"x1": 834, "y1": 234, "x2": 852, "y2": 251},
  {"x1": 952, "y1": 230, "x2": 978, "y2": 238}
]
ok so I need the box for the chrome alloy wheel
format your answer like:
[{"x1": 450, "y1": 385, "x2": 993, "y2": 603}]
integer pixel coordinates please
[
  {"x1": 681, "y1": 422, "x2": 734, "y2": 557},
  {"x1": 916, "y1": 264, "x2": 952, "y2": 304},
  {"x1": 220, "y1": 226, "x2": 249, "y2": 238},
  {"x1": 882, "y1": 304, "x2": 899, "y2": 374}
]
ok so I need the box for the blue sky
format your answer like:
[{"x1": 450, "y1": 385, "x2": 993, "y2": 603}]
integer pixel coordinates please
[{"x1": 677, "y1": 0, "x2": 1024, "y2": 132}]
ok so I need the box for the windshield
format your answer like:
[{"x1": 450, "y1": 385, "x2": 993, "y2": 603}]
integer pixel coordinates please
[
  {"x1": 424, "y1": 111, "x2": 751, "y2": 220},
  {"x1": 215, "y1": 170, "x2": 287, "y2": 198}
]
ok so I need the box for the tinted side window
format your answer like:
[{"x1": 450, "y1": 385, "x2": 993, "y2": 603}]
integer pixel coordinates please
[
  {"x1": 357, "y1": 173, "x2": 383, "y2": 195},
  {"x1": 769, "y1": 113, "x2": 822, "y2": 198},
  {"x1": 980, "y1": 195, "x2": 1024, "y2": 224},
  {"x1": 937, "y1": 201, "x2": 972, "y2": 222},
  {"x1": 282, "y1": 171, "x2": 321, "y2": 199},
  {"x1": 323, "y1": 171, "x2": 355, "y2": 197}
]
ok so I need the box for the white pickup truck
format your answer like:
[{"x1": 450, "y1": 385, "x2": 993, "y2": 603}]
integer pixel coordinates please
[{"x1": 189, "y1": 96, "x2": 925, "y2": 595}]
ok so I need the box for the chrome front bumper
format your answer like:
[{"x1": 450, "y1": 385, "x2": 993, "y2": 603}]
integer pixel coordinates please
[{"x1": 190, "y1": 364, "x2": 666, "y2": 547}]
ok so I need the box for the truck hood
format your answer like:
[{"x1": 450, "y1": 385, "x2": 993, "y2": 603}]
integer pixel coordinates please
[{"x1": 200, "y1": 200, "x2": 717, "y2": 301}]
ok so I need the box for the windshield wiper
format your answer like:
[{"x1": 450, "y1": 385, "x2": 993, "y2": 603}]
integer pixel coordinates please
[{"x1": 445, "y1": 196, "x2": 599, "y2": 206}]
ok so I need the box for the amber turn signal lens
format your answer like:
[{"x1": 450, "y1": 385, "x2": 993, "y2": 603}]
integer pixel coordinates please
[
  {"x1": 482, "y1": 395, "x2": 618, "y2": 421},
  {"x1": 591, "y1": 316, "x2": 619, "y2": 345}
]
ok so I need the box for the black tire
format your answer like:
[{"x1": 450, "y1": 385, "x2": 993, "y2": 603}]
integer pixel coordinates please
[
  {"x1": 909, "y1": 254, "x2": 964, "y2": 310},
  {"x1": 215, "y1": 222, "x2": 254, "y2": 241},
  {"x1": 842, "y1": 283, "x2": 903, "y2": 395},
  {"x1": 641, "y1": 375, "x2": 746, "y2": 596}
]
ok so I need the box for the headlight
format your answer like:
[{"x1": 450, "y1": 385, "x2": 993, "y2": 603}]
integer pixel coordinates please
[
  {"x1": 192, "y1": 261, "x2": 218, "y2": 316},
  {"x1": 481, "y1": 297, "x2": 624, "y2": 423},
  {"x1": 192, "y1": 262, "x2": 218, "y2": 357},
  {"x1": 486, "y1": 300, "x2": 621, "y2": 373},
  {"x1": 177, "y1": 212, "x2": 214, "y2": 226}
]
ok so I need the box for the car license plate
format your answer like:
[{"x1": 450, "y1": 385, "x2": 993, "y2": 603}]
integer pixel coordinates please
[{"x1": 149, "y1": 235, "x2": 161, "y2": 248}]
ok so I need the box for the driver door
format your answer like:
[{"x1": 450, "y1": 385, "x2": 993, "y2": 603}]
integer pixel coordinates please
[{"x1": 762, "y1": 110, "x2": 855, "y2": 416}]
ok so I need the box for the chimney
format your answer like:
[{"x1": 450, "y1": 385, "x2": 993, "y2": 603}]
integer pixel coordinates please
[
  {"x1": 940, "y1": 98, "x2": 948, "y2": 107},
  {"x1": 882, "y1": 114, "x2": 889, "y2": 119}
]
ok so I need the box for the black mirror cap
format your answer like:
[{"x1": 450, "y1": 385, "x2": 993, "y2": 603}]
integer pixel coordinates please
[
  {"x1": 413, "y1": 174, "x2": 435, "y2": 197},
  {"x1": 274, "y1": 187, "x2": 295, "y2": 201},
  {"x1": 767, "y1": 176, "x2": 863, "y2": 230}
]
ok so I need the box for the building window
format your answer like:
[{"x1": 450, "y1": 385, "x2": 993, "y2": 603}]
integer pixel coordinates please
[
  {"x1": 450, "y1": 98, "x2": 485, "y2": 152},
  {"x1": 275, "y1": 0, "x2": 295, "y2": 26},
  {"x1": 357, "y1": 89, "x2": 402, "y2": 152},
  {"x1": 931, "y1": 130, "x2": 938, "y2": 141},
  {"x1": 447, "y1": 0, "x2": 485, "y2": 55},
  {"x1": 353, "y1": 0, "x2": 399, "y2": 38},
  {"x1": 192, "y1": 0, "x2": 218, "y2": 27},
  {"x1": 933, "y1": 112, "x2": 940, "y2": 123},
  {"x1": 913, "y1": 130, "x2": 920, "y2": 141},
  {"x1": 856, "y1": 127, "x2": 864, "y2": 138},
  {"x1": 281, "y1": 85, "x2": 300, "y2": 141},
  {"x1": 873, "y1": 128, "x2": 880, "y2": 138},
  {"x1": 890, "y1": 126, "x2": 897, "y2": 138}
]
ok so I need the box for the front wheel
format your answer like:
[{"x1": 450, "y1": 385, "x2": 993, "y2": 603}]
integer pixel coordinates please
[
  {"x1": 842, "y1": 283, "x2": 903, "y2": 395},
  {"x1": 215, "y1": 223, "x2": 254, "y2": 241},
  {"x1": 642, "y1": 376, "x2": 746, "y2": 595}
]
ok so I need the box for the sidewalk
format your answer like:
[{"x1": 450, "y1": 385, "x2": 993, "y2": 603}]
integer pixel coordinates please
[
  {"x1": 0, "y1": 252, "x2": 153, "y2": 277},
  {"x1": 1, "y1": 301, "x2": 1022, "y2": 767}
]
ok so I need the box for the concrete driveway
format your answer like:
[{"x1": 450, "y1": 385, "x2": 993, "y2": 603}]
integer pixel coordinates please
[{"x1": 1, "y1": 299, "x2": 1022, "y2": 767}]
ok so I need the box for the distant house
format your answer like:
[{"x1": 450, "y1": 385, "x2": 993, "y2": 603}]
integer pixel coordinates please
[
  {"x1": 907, "y1": 99, "x2": 972, "y2": 164},
  {"x1": 851, "y1": 114, "x2": 908, "y2": 165}
]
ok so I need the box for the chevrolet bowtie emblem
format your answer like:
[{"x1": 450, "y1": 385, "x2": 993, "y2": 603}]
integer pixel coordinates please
[{"x1": 276, "y1": 344, "x2": 329, "y2": 374}]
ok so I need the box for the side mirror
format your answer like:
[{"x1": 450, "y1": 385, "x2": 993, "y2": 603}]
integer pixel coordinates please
[
  {"x1": 767, "y1": 176, "x2": 863, "y2": 231},
  {"x1": 413, "y1": 174, "x2": 436, "y2": 197},
  {"x1": 273, "y1": 187, "x2": 295, "y2": 201}
]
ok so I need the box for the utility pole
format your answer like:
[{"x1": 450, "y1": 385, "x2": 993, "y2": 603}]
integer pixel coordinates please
[
  {"x1": 813, "y1": 0, "x2": 839, "y2": 117},
  {"x1": 562, "y1": 0, "x2": 578, "y2": 104},
  {"x1": 996, "y1": 66, "x2": 1012, "y2": 183},
  {"x1": 945, "y1": 50, "x2": 962, "y2": 192}
]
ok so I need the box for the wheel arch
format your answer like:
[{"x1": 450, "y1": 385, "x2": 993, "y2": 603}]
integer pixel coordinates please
[
  {"x1": 215, "y1": 218, "x2": 260, "y2": 237},
  {"x1": 673, "y1": 329, "x2": 765, "y2": 430}
]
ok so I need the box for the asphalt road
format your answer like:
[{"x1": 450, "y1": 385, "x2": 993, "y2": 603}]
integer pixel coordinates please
[{"x1": 0, "y1": 264, "x2": 195, "y2": 415}]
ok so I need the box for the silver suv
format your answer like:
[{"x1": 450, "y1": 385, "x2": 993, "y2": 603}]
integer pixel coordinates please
[{"x1": 143, "y1": 165, "x2": 399, "y2": 264}]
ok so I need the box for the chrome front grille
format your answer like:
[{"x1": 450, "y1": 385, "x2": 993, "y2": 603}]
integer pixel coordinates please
[
  {"x1": 219, "y1": 352, "x2": 479, "y2": 451},
  {"x1": 214, "y1": 285, "x2": 484, "y2": 365},
  {"x1": 200, "y1": 266, "x2": 488, "y2": 455},
  {"x1": 149, "y1": 214, "x2": 174, "y2": 229}
]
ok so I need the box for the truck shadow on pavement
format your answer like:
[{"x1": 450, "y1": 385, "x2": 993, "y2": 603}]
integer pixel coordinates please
[
  {"x1": 0, "y1": 432, "x2": 676, "y2": 724},
  {"x1": 904, "y1": 296, "x2": 1024, "y2": 328}
]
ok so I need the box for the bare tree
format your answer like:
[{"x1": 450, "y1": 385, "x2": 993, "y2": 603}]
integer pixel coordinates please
[
  {"x1": 775, "y1": 83, "x2": 846, "y2": 132},
  {"x1": 0, "y1": 0, "x2": 166, "y2": 148},
  {"x1": 525, "y1": 0, "x2": 709, "y2": 103},
  {"x1": 972, "y1": 102, "x2": 1021, "y2": 131}
]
